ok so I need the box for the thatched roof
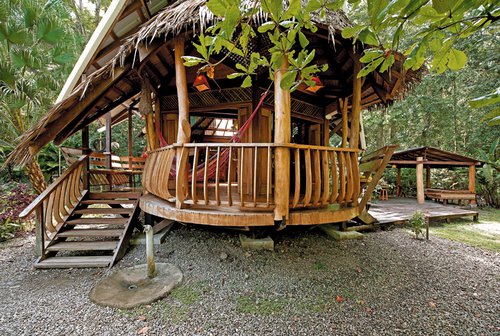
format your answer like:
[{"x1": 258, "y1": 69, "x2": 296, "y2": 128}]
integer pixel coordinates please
[{"x1": 7, "y1": 0, "x2": 420, "y2": 166}]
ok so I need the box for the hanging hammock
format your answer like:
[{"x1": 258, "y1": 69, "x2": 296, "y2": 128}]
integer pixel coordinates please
[{"x1": 156, "y1": 90, "x2": 269, "y2": 183}]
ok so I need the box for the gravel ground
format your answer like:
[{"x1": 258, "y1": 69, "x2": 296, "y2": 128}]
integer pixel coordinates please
[{"x1": 0, "y1": 225, "x2": 499, "y2": 336}]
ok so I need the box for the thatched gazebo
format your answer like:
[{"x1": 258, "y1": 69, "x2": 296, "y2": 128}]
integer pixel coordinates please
[{"x1": 14, "y1": 0, "x2": 422, "y2": 268}]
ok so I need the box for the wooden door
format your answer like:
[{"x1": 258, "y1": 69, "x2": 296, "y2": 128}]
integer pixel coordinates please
[{"x1": 162, "y1": 113, "x2": 178, "y2": 145}]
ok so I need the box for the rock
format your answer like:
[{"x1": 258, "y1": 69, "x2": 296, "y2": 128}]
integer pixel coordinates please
[
  {"x1": 219, "y1": 252, "x2": 228, "y2": 261},
  {"x1": 239, "y1": 235, "x2": 274, "y2": 251}
]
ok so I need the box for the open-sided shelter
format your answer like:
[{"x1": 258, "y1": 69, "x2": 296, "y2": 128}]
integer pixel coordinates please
[{"x1": 389, "y1": 146, "x2": 483, "y2": 205}]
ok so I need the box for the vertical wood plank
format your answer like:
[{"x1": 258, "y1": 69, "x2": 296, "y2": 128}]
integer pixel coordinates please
[
  {"x1": 215, "y1": 146, "x2": 221, "y2": 206},
  {"x1": 253, "y1": 146, "x2": 258, "y2": 207},
  {"x1": 312, "y1": 149, "x2": 321, "y2": 206},
  {"x1": 321, "y1": 150, "x2": 329, "y2": 205},
  {"x1": 329, "y1": 151, "x2": 338, "y2": 203},
  {"x1": 345, "y1": 151, "x2": 354, "y2": 203},
  {"x1": 292, "y1": 148, "x2": 301, "y2": 208},
  {"x1": 351, "y1": 152, "x2": 360, "y2": 206},
  {"x1": 227, "y1": 147, "x2": 233, "y2": 206},
  {"x1": 240, "y1": 146, "x2": 245, "y2": 207},
  {"x1": 266, "y1": 145, "x2": 271, "y2": 207},
  {"x1": 192, "y1": 146, "x2": 199, "y2": 204},
  {"x1": 338, "y1": 152, "x2": 346, "y2": 204},
  {"x1": 303, "y1": 149, "x2": 312, "y2": 206},
  {"x1": 204, "y1": 146, "x2": 209, "y2": 205}
]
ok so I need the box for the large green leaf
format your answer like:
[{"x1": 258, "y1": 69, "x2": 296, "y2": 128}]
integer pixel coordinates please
[{"x1": 447, "y1": 48, "x2": 467, "y2": 70}]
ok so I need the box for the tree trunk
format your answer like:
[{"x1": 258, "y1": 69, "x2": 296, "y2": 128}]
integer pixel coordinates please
[{"x1": 25, "y1": 159, "x2": 47, "y2": 195}]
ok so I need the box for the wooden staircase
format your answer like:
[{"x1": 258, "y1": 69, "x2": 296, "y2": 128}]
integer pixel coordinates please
[
  {"x1": 19, "y1": 155, "x2": 142, "y2": 269},
  {"x1": 34, "y1": 191, "x2": 141, "y2": 268}
]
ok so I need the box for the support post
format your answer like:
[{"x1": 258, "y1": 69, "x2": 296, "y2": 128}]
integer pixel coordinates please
[
  {"x1": 273, "y1": 57, "x2": 291, "y2": 222},
  {"x1": 145, "y1": 225, "x2": 156, "y2": 278},
  {"x1": 128, "y1": 109, "x2": 134, "y2": 186},
  {"x1": 105, "y1": 111, "x2": 112, "y2": 190},
  {"x1": 174, "y1": 38, "x2": 190, "y2": 208},
  {"x1": 396, "y1": 167, "x2": 401, "y2": 197},
  {"x1": 416, "y1": 157, "x2": 424, "y2": 204},
  {"x1": 82, "y1": 126, "x2": 90, "y2": 190},
  {"x1": 426, "y1": 166, "x2": 431, "y2": 189},
  {"x1": 469, "y1": 164, "x2": 476, "y2": 205},
  {"x1": 350, "y1": 62, "x2": 362, "y2": 149},
  {"x1": 341, "y1": 98, "x2": 348, "y2": 148}
]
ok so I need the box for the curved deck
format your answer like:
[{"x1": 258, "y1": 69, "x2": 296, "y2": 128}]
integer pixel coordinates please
[{"x1": 140, "y1": 193, "x2": 359, "y2": 227}]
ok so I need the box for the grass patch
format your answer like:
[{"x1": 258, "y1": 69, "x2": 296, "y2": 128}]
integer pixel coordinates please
[
  {"x1": 236, "y1": 295, "x2": 287, "y2": 315},
  {"x1": 312, "y1": 261, "x2": 328, "y2": 271},
  {"x1": 429, "y1": 208, "x2": 500, "y2": 252},
  {"x1": 169, "y1": 285, "x2": 202, "y2": 306}
]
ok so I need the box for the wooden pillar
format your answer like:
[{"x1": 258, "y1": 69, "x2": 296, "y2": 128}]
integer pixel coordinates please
[
  {"x1": 416, "y1": 157, "x2": 424, "y2": 204},
  {"x1": 469, "y1": 164, "x2": 476, "y2": 205},
  {"x1": 105, "y1": 112, "x2": 112, "y2": 190},
  {"x1": 396, "y1": 167, "x2": 401, "y2": 197},
  {"x1": 341, "y1": 98, "x2": 348, "y2": 148},
  {"x1": 175, "y1": 38, "x2": 190, "y2": 144},
  {"x1": 174, "y1": 38, "x2": 190, "y2": 208},
  {"x1": 273, "y1": 57, "x2": 291, "y2": 222},
  {"x1": 128, "y1": 109, "x2": 134, "y2": 186},
  {"x1": 426, "y1": 166, "x2": 431, "y2": 189},
  {"x1": 350, "y1": 63, "x2": 362, "y2": 149},
  {"x1": 82, "y1": 126, "x2": 90, "y2": 190}
]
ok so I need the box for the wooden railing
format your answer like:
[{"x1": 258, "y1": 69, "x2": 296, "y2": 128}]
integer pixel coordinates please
[
  {"x1": 287, "y1": 144, "x2": 360, "y2": 208},
  {"x1": 143, "y1": 143, "x2": 274, "y2": 208},
  {"x1": 19, "y1": 155, "x2": 88, "y2": 256},
  {"x1": 61, "y1": 147, "x2": 145, "y2": 188},
  {"x1": 143, "y1": 143, "x2": 361, "y2": 212}
]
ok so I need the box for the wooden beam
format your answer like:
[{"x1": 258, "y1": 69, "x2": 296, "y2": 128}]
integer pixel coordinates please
[
  {"x1": 273, "y1": 57, "x2": 291, "y2": 222},
  {"x1": 341, "y1": 97, "x2": 348, "y2": 148},
  {"x1": 416, "y1": 157, "x2": 424, "y2": 204},
  {"x1": 48, "y1": 64, "x2": 131, "y2": 147},
  {"x1": 350, "y1": 61, "x2": 362, "y2": 149},
  {"x1": 53, "y1": 79, "x2": 139, "y2": 144},
  {"x1": 56, "y1": 0, "x2": 129, "y2": 102},
  {"x1": 389, "y1": 160, "x2": 479, "y2": 166}
]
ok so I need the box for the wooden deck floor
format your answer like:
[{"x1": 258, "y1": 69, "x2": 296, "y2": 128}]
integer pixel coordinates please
[{"x1": 368, "y1": 198, "x2": 478, "y2": 225}]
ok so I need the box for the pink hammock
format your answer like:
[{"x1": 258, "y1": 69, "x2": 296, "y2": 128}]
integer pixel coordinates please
[{"x1": 157, "y1": 90, "x2": 269, "y2": 183}]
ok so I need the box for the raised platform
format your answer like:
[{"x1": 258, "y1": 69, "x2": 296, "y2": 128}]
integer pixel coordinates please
[
  {"x1": 140, "y1": 193, "x2": 359, "y2": 227},
  {"x1": 368, "y1": 198, "x2": 478, "y2": 225}
]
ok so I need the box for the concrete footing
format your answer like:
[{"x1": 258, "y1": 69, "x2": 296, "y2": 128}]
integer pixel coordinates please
[
  {"x1": 319, "y1": 224, "x2": 364, "y2": 240},
  {"x1": 239, "y1": 235, "x2": 274, "y2": 251}
]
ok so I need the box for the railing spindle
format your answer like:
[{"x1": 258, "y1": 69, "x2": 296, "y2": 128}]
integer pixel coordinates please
[
  {"x1": 266, "y1": 145, "x2": 271, "y2": 207},
  {"x1": 215, "y1": 146, "x2": 221, "y2": 206},
  {"x1": 253, "y1": 146, "x2": 258, "y2": 207},
  {"x1": 204, "y1": 146, "x2": 209, "y2": 205},
  {"x1": 321, "y1": 150, "x2": 329, "y2": 205},
  {"x1": 312, "y1": 149, "x2": 321, "y2": 206},
  {"x1": 192, "y1": 146, "x2": 199, "y2": 204},
  {"x1": 227, "y1": 147, "x2": 233, "y2": 206},
  {"x1": 303, "y1": 149, "x2": 312, "y2": 207}
]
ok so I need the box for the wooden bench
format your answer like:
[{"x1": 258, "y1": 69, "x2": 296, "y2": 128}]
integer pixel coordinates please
[{"x1": 425, "y1": 188, "x2": 476, "y2": 205}]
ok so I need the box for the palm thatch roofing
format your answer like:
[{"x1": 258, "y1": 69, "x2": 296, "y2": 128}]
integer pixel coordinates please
[
  {"x1": 389, "y1": 146, "x2": 483, "y2": 168},
  {"x1": 8, "y1": 0, "x2": 421, "y2": 165}
]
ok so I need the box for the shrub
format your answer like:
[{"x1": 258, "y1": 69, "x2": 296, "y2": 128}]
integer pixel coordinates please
[
  {"x1": 409, "y1": 210, "x2": 426, "y2": 239},
  {"x1": 0, "y1": 183, "x2": 36, "y2": 241}
]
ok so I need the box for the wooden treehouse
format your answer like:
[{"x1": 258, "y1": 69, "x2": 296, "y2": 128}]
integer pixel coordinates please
[{"x1": 12, "y1": 0, "x2": 421, "y2": 268}]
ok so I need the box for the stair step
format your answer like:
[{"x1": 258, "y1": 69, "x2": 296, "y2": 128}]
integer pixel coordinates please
[
  {"x1": 66, "y1": 218, "x2": 129, "y2": 225},
  {"x1": 74, "y1": 208, "x2": 133, "y2": 215},
  {"x1": 81, "y1": 199, "x2": 136, "y2": 205},
  {"x1": 47, "y1": 241, "x2": 118, "y2": 251},
  {"x1": 57, "y1": 229, "x2": 123, "y2": 238},
  {"x1": 34, "y1": 256, "x2": 113, "y2": 268},
  {"x1": 88, "y1": 192, "x2": 141, "y2": 200}
]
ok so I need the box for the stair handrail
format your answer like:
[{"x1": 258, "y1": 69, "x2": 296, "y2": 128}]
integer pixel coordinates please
[{"x1": 20, "y1": 155, "x2": 88, "y2": 219}]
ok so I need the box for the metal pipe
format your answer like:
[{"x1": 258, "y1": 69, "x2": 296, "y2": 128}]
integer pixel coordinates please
[{"x1": 144, "y1": 225, "x2": 156, "y2": 278}]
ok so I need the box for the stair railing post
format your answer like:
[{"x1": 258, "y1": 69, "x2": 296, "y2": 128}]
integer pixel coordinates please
[
  {"x1": 35, "y1": 207, "x2": 45, "y2": 257},
  {"x1": 82, "y1": 126, "x2": 90, "y2": 191}
]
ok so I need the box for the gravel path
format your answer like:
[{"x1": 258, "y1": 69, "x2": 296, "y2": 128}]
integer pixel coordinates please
[{"x1": 0, "y1": 226, "x2": 499, "y2": 336}]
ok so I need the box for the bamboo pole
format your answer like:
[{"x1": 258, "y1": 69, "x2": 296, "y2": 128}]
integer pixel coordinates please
[
  {"x1": 416, "y1": 157, "x2": 425, "y2": 204},
  {"x1": 273, "y1": 57, "x2": 291, "y2": 221},
  {"x1": 174, "y1": 37, "x2": 190, "y2": 208},
  {"x1": 350, "y1": 63, "x2": 362, "y2": 149}
]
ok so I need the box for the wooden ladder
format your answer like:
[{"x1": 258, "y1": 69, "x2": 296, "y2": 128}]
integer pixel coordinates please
[{"x1": 33, "y1": 191, "x2": 141, "y2": 269}]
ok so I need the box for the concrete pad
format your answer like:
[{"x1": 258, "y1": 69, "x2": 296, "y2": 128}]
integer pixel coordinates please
[
  {"x1": 130, "y1": 222, "x2": 174, "y2": 246},
  {"x1": 319, "y1": 224, "x2": 364, "y2": 240},
  {"x1": 240, "y1": 235, "x2": 274, "y2": 251},
  {"x1": 89, "y1": 263, "x2": 183, "y2": 309}
]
